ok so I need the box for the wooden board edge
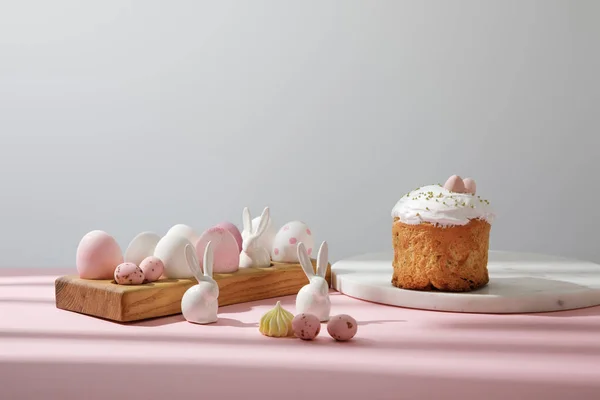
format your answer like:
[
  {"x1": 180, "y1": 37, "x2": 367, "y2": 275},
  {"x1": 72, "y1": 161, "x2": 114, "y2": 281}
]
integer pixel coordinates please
[{"x1": 54, "y1": 261, "x2": 332, "y2": 322}]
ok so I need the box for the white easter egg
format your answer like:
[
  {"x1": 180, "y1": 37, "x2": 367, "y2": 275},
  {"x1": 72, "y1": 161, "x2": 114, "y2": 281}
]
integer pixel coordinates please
[
  {"x1": 251, "y1": 215, "x2": 276, "y2": 250},
  {"x1": 271, "y1": 221, "x2": 315, "y2": 263},
  {"x1": 153, "y1": 234, "x2": 194, "y2": 278},
  {"x1": 166, "y1": 224, "x2": 199, "y2": 245},
  {"x1": 124, "y1": 231, "x2": 161, "y2": 266}
]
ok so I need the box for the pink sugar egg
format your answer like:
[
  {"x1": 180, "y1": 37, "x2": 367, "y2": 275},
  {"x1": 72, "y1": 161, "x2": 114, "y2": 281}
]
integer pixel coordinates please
[
  {"x1": 327, "y1": 314, "x2": 358, "y2": 341},
  {"x1": 139, "y1": 256, "x2": 164, "y2": 282},
  {"x1": 196, "y1": 226, "x2": 240, "y2": 273},
  {"x1": 463, "y1": 178, "x2": 477, "y2": 195},
  {"x1": 76, "y1": 230, "x2": 123, "y2": 279},
  {"x1": 114, "y1": 262, "x2": 145, "y2": 285},
  {"x1": 292, "y1": 313, "x2": 321, "y2": 340},
  {"x1": 215, "y1": 221, "x2": 243, "y2": 252},
  {"x1": 443, "y1": 175, "x2": 466, "y2": 193}
]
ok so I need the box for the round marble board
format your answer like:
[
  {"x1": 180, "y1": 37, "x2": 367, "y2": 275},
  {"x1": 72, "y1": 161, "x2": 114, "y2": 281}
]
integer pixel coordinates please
[{"x1": 331, "y1": 251, "x2": 600, "y2": 314}]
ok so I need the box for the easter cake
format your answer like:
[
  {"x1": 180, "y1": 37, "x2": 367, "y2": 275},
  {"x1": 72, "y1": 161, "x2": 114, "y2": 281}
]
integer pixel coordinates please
[{"x1": 390, "y1": 175, "x2": 495, "y2": 292}]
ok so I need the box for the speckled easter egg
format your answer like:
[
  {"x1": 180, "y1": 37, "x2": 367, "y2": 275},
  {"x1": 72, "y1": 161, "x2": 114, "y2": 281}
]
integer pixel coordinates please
[
  {"x1": 76, "y1": 230, "x2": 123, "y2": 279},
  {"x1": 292, "y1": 313, "x2": 321, "y2": 340},
  {"x1": 196, "y1": 226, "x2": 240, "y2": 273},
  {"x1": 114, "y1": 262, "x2": 145, "y2": 285},
  {"x1": 327, "y1": 314, "x2": 358, "y2": 341},
  {"x1": 271, "y1": 221, "x2": 314, "y2": 263},
  {"x1": 139, "y1": 256, "x2": 164, "y2": 282},
  {"x1": 214, "y1": 221, "x2": 243, "y2": 252}
]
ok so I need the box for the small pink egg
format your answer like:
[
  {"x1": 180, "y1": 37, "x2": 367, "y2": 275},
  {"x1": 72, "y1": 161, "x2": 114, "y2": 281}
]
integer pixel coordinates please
[
  {"x1": 196, "y1": 226, "x2": 240, "y2": 273},
  {"x1": 327, "y1": 314, "x2": 358, "y2": 341},
  {"x1": 292, "y1": 313, "x2": 321, "y2": 340},
  {"x1": 443, "y1": 175, "x2": 466, "y2": 193},
  {"x1": 76, "y1": 230, "x2": 123, "y2": 280},
  {"x1": 139, "y1": 256, "x2": 164, "y2": 282},
  {"x1": 215, "y1": 221, "x2": 243, "y2": 252},
  {"x1": 114, "y1": 262, "x2": 145, "y2": 285},
  {"x1": 463, "y1": 178, "x2": 477, "y2": 195}
]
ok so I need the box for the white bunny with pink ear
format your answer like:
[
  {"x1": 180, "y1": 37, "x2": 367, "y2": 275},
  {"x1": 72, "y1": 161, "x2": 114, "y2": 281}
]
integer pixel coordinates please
[
  {"x1": 239, "y1": 207, "x2": 272, "y2": 268},
  {"x1": 181, "y1": 241, "x2": 219, "y2": 324},
  {"x1": 295, "y1": 241, "x2": 331, "y2": 322}
]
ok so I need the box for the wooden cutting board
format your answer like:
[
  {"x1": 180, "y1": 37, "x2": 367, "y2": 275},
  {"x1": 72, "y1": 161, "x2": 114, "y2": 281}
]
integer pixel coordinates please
[{"x1": 55, "y1": 259, "x2": 331, "y2": 322}]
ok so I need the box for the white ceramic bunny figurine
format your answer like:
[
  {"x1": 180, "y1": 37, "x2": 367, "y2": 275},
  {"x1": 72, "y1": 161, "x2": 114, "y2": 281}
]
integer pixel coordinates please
[
  {"x1": 239, "y1": 206, "x2": 272, "y2": 268},
  {"x1": 181, "y1": 241, "x2": 219, "y2": 324},
  {"x1": 296, "y1": 241, "x2": 331, "y2": 322}
]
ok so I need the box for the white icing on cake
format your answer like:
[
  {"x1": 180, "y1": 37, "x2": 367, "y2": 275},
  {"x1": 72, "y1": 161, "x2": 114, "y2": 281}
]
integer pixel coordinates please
[{"x1": 391, "y1": 184, "x2": 495, "y2": 226}]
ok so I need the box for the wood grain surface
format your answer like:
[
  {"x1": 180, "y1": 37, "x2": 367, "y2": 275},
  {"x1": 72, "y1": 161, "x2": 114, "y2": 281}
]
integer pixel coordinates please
[{"x1": 55, "y1": 259, "x2": 330, "y2": 322}]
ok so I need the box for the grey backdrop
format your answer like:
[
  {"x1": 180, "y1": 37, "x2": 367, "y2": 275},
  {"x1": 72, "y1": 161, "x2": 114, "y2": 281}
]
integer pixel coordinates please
[{"x1": 1, "y1": 0, "x2": 599, "y2": 268}]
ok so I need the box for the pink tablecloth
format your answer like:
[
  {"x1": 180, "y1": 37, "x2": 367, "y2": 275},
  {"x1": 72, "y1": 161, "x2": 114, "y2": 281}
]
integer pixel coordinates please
[{"x1": 1, "y1": 268, "x2": 599, "y2": 400}]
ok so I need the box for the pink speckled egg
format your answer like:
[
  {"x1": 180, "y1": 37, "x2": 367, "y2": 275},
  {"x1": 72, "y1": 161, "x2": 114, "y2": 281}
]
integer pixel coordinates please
[
  {"x1": 271, "y1": 221, "x2": 314, "y2": 263},
  {"x1": 76, "y1": 230, "x2": 123, "y2": 279},
  {"x1": 196, "y1": 226, "x2": 240, "y2": 273},
  {"x1": 292, "y1": 313, "x2": 321, "y2": 340},
  {"x1": 139, "y1": 256, "x2": 164, "y2": 282},
  {"x1": 327, "y1": 314, "x2": 358, "y2": 341},
  {"x1": 215, "y1": 221, "x2": 243, "y2": 252},
  {"x1": 114, "y1": 262, "x2": 145, "y2": 285}
]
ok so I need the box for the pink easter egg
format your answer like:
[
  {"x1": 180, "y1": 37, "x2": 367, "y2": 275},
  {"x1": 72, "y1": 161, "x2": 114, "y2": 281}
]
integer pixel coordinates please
[
  {"x1": 292, "y1": 313, "x2": 321, "y2": 340},
  {"x1": 327, "y1": 314, "x2": 358, "y2": 341},
  {"x1": 463, "y1": 178, "x2": 477, "y2": 195},
  {"x1": 215, "y1": 221, "x2": 243, "y2": 252},
  {"x1": 443, "y1": 175, "x2": 466, "y2": 193},
  {"x1": 114, "y1": 262, "x2": 145, "y2": 285},
  {"x1": 196, "y1": 226, "x2": 240, "y2": 273},
  {"x1": 139, "y1": 256, "x2": 164, "y2": 282},
  {"x1": 76, "y1": 230, "x2": 123, "y2": 279}
]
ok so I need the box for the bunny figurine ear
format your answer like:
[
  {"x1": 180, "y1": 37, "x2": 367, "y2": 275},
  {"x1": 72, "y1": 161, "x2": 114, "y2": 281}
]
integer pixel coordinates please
[
  {"x1": 185, "y1": 244, "x2": 204, "y2": 283},
  {"x1": 316, "y1": 241, "x2": 328, "y2": 278},
  {"x1": 297, "y1": 242, "x2": 315, "y2": 279},
  {"x1": 255, "y1": 207, "x2": 270, "y2": 238},
  {"x1": 242, "y1": 207, "x2": 252, "y2": 234},
  {"x1": 203, "y1": 241, "x2": 214, "y2": 278}
]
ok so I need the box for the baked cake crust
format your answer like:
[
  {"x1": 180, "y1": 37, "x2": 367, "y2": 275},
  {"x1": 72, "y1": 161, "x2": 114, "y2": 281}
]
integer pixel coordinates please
[{"x1": 392, "y1": 217, "x2": 491, "y2": 292}]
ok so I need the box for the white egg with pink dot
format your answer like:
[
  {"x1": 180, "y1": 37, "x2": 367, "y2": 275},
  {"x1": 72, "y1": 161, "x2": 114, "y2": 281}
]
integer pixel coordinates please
[{"x1": 271, "y1": 221, "x2": 314, "y2": 263}]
